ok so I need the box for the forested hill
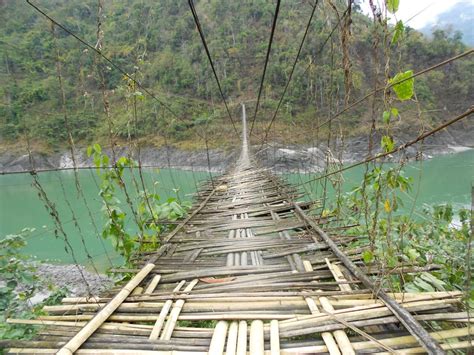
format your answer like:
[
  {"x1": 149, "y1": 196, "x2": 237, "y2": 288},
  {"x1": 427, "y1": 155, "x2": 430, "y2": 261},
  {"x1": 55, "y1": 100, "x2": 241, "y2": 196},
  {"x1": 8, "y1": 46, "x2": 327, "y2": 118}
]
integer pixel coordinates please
[{"x1": 1, "y1": 0, "x2": 473, "y2": 152}]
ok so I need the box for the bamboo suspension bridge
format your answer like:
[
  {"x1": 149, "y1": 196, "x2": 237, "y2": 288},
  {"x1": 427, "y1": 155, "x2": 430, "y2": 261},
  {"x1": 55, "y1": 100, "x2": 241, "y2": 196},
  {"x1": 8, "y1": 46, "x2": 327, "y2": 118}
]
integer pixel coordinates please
[{"x1": 3, "y1": 106, "x2": 472, "y2": 354}]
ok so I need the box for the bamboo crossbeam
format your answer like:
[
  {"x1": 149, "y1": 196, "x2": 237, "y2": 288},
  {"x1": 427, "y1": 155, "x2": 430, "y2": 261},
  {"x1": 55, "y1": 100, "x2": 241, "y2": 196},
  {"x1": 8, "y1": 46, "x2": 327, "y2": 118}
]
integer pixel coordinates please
[
  {"x1": 293, "y1": 204, "x2": 447, "y2": 354},
  {"x1": 56, "y1": 263, "x2": 155, "y2": 355}
]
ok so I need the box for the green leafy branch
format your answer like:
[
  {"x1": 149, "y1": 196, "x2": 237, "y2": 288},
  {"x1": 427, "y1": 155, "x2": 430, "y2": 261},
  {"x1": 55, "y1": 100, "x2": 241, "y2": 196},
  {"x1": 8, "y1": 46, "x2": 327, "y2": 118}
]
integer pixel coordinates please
[{"x1": 86, "y1": 144, "x2": 190, "y2": 264}]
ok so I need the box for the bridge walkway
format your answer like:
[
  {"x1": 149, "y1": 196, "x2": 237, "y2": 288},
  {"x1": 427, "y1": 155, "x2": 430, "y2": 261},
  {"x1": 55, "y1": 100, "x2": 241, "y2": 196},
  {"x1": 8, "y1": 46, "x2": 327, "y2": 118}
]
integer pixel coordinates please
[{"x1": 4, "y1": 105, "x2": 471, "y2": 354}]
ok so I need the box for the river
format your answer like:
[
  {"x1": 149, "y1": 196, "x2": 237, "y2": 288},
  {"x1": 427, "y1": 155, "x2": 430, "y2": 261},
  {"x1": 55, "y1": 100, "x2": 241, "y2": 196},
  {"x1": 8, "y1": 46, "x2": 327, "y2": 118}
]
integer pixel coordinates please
[{"x1": 1, "y1": 150, "x2": 473, "y2": 271}]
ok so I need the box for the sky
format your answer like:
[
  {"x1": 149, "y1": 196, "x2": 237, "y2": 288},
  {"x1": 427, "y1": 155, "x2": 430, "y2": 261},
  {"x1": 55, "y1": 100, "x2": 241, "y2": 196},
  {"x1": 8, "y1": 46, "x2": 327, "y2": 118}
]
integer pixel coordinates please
[{"x1": 359, "y1": 0, "x2": 466, "y2": 29}]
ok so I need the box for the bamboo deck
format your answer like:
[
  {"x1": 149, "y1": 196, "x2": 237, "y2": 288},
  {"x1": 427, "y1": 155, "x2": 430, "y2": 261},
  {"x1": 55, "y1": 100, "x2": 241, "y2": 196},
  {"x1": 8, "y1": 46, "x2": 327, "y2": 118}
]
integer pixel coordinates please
[{"x1": 4, "y1": 107, "x2": 472, "y2": 354}]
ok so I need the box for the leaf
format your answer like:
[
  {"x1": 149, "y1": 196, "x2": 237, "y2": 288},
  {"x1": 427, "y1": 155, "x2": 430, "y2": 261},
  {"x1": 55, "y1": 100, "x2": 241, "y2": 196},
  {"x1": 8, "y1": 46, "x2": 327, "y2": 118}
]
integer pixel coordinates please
[
  {"x1": 413, "y1": 277, "x2": 435, "y2": 292},
  {"x1": 381, "y1": 135, "x2": 395, "y2": 153},
  {"x1": 386, "y1": 0, "x2": 399, "y2": 13},
  {"x1": 404, "y1": 283, "x2": 419, "y2": 293},
  {"x1": 93, "y1": 155, "x2": 101, "y2": 168},
  {"x1": 86, "y1": 146, "x2": 93, "y2": 157},
  {"x1": 382, "y1": 110, "x2": 390, "y2": 124},
  {"x1": 362, "y1": 250, "x2": 374, "y2": 264},
  {"x1": 101, "y1": 154, "x2": 109, "y2": 166},
  {"x1": 391, "y1": 107, "x2": 399, "y2": 117},
  {"x1": 420, "y1": 272, "x2": 446, "y2": 291},
  {"x1": 406, "y1": 248, "x2": 420, "y2": 261},
  {"x1": 384, "y1": 199, "x2": 391, "y2": 212},
  {"x1": 389, "y1": 70, "x2": 414, "y2": 101},
  {"x1": 117, "y1": 156, "x2": 128, "y2": 167},
  {"x1": 391, "y1": 20, "x2": 404, "y2": 45},
  {"x1": 93, "y1": 143, "x2": 102, "y2": 154}
]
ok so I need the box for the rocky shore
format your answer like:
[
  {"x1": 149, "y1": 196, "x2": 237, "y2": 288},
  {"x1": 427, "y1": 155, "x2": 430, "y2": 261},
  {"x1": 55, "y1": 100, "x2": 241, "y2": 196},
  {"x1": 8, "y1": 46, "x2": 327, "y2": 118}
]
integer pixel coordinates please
[
  {"x1": 28, "y1": 263, "x2": 113, "y2": 305},
  {"x1": 1, "y1": 125, "x2": 472, "y2": 174}
]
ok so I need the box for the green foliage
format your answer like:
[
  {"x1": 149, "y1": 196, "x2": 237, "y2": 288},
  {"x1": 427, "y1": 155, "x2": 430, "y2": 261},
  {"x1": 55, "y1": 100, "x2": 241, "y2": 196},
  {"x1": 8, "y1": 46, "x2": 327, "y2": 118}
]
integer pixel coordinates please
[
  {"x1": 0, "y1": 0, "x2": 472, "y2": 146},
  {"x1": 0, "y1": 229, "x2": 67, "y2": 342},
  {"x1": 0, "y1": 230, "x2": 37, "y2": 332},
  {"x1": 386, "y1": 0, "x2": 400, "y2": 14},
  {"x1": 382, "y1": 107, "x2": 399, "y2": 124},
  {"x1": 87, "y1": 144, "x2": 190, "y2": 264},
  {"x1": 339, "y1": 168, "x2": 471, "y2": 300},
  {"x1": 389, "y1": 70, "x2": 415, "y2": 101},
  {"x1": 391, "y1": 20, "x2": 404, "y2": 45},
  {"x1": 381, "y1": 135, "x2": 395, "y2": 152}
]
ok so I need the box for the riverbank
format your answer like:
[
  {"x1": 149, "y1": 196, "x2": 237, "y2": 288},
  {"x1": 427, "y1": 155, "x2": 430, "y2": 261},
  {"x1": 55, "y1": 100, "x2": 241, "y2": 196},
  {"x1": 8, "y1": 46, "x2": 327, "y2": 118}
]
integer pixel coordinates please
[
  {"x1": 1, "y1": 125, "x2": 473, "y2": 173},
  {"x1": 0, "y1": 261, "x2": 113, "y2": 309},
  {"x1": 29, "y1": 263, "x2": 113, "y2": 305}
]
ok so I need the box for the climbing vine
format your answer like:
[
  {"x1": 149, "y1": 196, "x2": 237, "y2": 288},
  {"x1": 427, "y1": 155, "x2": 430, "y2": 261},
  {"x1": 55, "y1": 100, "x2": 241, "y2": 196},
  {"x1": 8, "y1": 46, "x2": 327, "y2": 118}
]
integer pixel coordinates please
[
  {"x1": 87, "y1": 144, "x2": 190, "y2": 264},
  {"x1": 0, "y1": 230, "x2": 67, "y2": 342}
]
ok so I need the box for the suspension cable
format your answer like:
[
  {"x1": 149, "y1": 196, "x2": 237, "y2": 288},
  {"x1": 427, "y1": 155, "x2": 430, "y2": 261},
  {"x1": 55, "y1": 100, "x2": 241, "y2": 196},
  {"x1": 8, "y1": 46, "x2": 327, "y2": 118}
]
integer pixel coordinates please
[
  {"x1": 25, "y1": 0, "x2": 202, "y2": 136},
  {"x1": 187, "y1": 0, "x2": 238, "y2": 135},
  {"x1": 248, "y1": 0, "x2": 282, "y2": 137},
  {"x1": 256, "y1": 0, "x2": 352, "y2": 152},
  {"x1": 258, "y1": 0, "x2": 320, "y2": 150},
  {"x1": 315, "y1": 48, "x2": 474, "y2": 130}
]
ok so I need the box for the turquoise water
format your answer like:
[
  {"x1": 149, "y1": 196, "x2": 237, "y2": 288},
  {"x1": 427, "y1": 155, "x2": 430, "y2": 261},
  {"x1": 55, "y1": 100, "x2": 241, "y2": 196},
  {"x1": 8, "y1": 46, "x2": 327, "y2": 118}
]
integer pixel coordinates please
[
  {"x1": 1, "y1": 150, "x2": 473, "y2": 271},
  {"x1": 285, "y1": 150, "x2": 474, "y2": 211},
  {"x1": 0, "y1": 168, "x2": 212, "y2": 271}
]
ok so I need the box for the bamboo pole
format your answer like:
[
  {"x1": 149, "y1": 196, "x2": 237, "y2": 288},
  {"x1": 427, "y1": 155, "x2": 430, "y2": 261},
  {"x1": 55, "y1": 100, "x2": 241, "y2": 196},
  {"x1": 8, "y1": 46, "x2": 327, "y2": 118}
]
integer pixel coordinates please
[
  {"x1": 374, "y1": 340, "x2": 474, "y2": 354},
  {"x1": 250, "y1": 320, "x2": 264, "y2": 355},
  {"x1": 302, "y1": 260, "x2": 344, "y2": 355},
  {"x1": 293, "y1": 203, "x2": 446, "y2": 355},
  {"x1": 270, "y1": 320, "x2": 280, "y2": 355},
  {"x1": 225, "y1": 321, "x2": 239, "y2": 355},
  {"x1": 236, "y1": 321, "x2": 247, "y2": 355},
  {"x1": 144, "y1": 275, "x2": 161, "y2": 294},
  {"x1": 160, "y1": 279, "x2": 199, "y2": 340},
  {"x1": 149, "y1": 280, "x2": 185, "y2": 340},
  {"x1": 209, "y1": 321, "x2": 229, "y2": 355},
  {"x1": 56, "y1": 263, "x2": 155, "y2": 355}
]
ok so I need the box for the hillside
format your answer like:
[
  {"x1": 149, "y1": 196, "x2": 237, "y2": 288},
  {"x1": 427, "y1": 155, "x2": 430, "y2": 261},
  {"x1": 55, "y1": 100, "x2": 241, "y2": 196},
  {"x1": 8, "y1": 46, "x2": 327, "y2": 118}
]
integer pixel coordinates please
[{"x1": 1, "y1": 0, "x2": 473, "y2": 154}]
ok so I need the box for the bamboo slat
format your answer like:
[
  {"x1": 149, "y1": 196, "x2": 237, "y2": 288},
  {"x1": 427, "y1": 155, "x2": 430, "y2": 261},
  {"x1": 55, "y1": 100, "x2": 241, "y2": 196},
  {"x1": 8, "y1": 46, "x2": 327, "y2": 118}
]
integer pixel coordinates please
[{"x1": 56, "y1": 263, "x2": 155, "y2": 355}]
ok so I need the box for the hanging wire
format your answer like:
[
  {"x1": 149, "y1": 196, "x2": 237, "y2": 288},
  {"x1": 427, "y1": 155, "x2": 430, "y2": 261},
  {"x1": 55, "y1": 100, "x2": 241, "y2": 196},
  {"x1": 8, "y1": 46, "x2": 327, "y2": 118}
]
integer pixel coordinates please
[
  {"x1": 26, "y1": 0, "x2": 174, "y2": 116},
  {"x1": 256, "y1": 0, "x2": 352, "y2": 153},
  {"x1": 25, "y1": 0, "x2": 207, "y2": 141},
  {"x1": 51, "y1": 21, "x2": 114, "y2": 268},
  {"x1": 248, "y1": 0, "x2": 281, "y2": 137},
  {"x1": 25, "y1": 136, "x2": 93, "y2": 296},
  {"x1": 56, "y1": 172, "x2": 102, "y2": 276},
  {"x1": 315, "y1": 48, "x2": 474, "y2": 131},
  {"x1": 258, "y1": 0, "x2": 319, "y2": 149},
  {"x1": 187, "y1": 0, "x2": 238, "y2": 135},
  {"x1": 296, "y1": 106, "x2": 474, "y2": 187}
]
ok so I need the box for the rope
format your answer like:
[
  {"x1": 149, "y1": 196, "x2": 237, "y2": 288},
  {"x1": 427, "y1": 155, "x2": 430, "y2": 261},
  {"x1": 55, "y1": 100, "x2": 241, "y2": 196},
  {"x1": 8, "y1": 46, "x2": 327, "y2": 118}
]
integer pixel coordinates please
[
  {"x1": 315, "y1": 48, "x2": 474, "y2": 130},
  {"x1": 25, "y1": 0, "x2": 205, "y2": 139},
  {"x1": 248, "y1": 0, "x2": 282, "y2": 137},
  {"x1": 258, "y1": 0, "x2": 320, "y2": 151},
  {"x1": 296, "y1": 105, "x2": 474, "y2": 187},
  {"x1": 187, "y1": 0, "x2": 238, "y2": 135}
]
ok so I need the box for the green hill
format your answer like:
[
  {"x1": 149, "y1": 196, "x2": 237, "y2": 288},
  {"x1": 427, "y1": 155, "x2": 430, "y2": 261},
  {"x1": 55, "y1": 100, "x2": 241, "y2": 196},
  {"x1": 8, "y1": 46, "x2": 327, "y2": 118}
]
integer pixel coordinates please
[{"x1": 1, "y1": 0, "x2": 472, "y2": 152}]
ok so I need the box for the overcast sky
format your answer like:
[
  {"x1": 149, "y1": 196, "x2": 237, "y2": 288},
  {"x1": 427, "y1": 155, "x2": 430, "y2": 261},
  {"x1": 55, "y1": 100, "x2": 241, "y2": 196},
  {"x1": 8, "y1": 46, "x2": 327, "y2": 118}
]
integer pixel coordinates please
[{"x1": 359, "y1": 0, "x2": 465, "y2": 29}]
